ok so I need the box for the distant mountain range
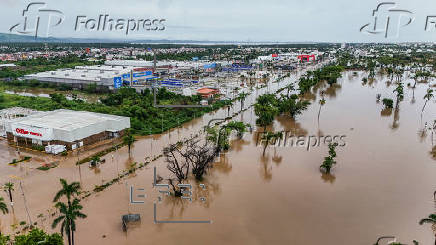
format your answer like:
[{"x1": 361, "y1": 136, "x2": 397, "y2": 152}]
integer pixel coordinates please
[{"x1": 0, "y1": 33, "x2": 317, "y2": 45}]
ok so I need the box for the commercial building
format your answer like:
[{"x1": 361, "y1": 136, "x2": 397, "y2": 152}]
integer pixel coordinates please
[
  {"x1": 23, "y1": 65, "x2": 132, "y2": 91},
  {"x1": 5, "y1": 109, "x2": 130, "y2": 150},
  {"x1": 22, "y1": 64, "x2": 159, "y2": 91}
]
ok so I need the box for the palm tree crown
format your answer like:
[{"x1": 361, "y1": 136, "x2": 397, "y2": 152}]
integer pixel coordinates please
[
  {"x1": 53, "y1": 179, "x2": 81, "y2": 203},
  {"x1": 0, "y1": 197, "x2": 8, "y2": 214}
]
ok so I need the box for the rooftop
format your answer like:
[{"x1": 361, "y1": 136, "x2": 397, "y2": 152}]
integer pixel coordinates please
[{"x1": 10, "y1": 109, "x2": 128, "y2": 132}]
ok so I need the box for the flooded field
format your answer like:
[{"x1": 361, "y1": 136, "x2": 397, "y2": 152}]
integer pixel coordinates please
[
  {"x1": 2, "y1": 87, "x2": 101, "y2": 103},
  {"x1": 1, "y1": 69, "x2": 435, "y2": 244}
]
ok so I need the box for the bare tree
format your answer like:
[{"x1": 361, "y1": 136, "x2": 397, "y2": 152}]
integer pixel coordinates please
[
  {"x1": 163, "y1": 142, "x2": 190, "y2": 196},
  {"x1": 163, "y1": 136, "x2": 217, "y2": 195}
]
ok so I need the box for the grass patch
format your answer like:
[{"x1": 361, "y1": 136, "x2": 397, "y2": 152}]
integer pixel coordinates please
[{"x1": 8, "y1": 156, "x2": 31, "y2": 165}]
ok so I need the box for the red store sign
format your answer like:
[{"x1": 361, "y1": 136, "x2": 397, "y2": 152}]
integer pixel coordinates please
[{"x1": 15, "y1": 128, "x2": 43, "y2": 137}]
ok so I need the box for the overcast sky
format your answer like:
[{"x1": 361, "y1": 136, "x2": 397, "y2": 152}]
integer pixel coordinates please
[{"x1": 2, "y1": 0, "x2": 436, "y2": 42}]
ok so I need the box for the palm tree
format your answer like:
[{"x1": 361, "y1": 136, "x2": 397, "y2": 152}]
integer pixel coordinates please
[
  {"x1": 53, "y1": 179, "x2": 81, "y2": 206},
  {"x1": 284, "y1": 83, "x2": 295, "y2": 98},
  {"x1": 207, "y1": 121, "x2": 249, "y2": 153},
  {"x1": 320, "y1": 143, "x2": 338, "y2": 174},
  {"x1": 123, "y1": 129, "x2": 135, "y2": 156},
  {"x1": 0, "y1": 197, "x2": 8, "y2": 215},
  {"x1": 3, "y1": 182, "x2": 14, "y2": 204},
  {"x1": 237, "y1": 92, "x2": 248, "y2": 112},
  {"x1": 422, "y1": 88, "x2": 434, "y2": 113},
  {"x1": 419, "y1": 214, "x2": 436, "y2": 245},
  {"x1": 52, "y1": 198, "x2": 87, "y2": 245},
  {"x1": 412, "y1": 71, "x2": 422, "y2": 88},
  {"x1": 254, "y1": 94, "x2": 279, "y2": 131},
  {"x1": 261, "y1": 131, "x2": 283, "y2": 156},
  {"x1": 393, "y1": 82, "x2": 404, "y2": 107},
  {"x1": 318, "y1": 94, "x2": 326, "y2": 120}
]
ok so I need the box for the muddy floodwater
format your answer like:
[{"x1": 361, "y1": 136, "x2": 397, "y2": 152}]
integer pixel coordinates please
[{"x1": 0, "y1": 69, "x2": 435, "y2": 245}]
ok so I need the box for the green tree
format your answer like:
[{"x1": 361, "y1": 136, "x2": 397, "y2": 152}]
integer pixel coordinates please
[
  {"x1": 320, "y1": 143, "x2": 338, "y2": 174},
  {"x1": 53, "y1": 179, "x2": 81, "y2": 206},
  {"x1": 254, "y1": 94, "x2": 279, "y2": 131},
  {"x1": 0, "y1": 197, "x2": 8, "y2": 215},
  {"x1": 14, "y1": 228, "x2": 63, "y2": 245},
  {"x1": 3, "y1": 182, "x2": 14, "y2": 203},
  {"x1": 260, "y1": 131, "x2": 283, "y2": 156},
  {"x1": 419, "y1": 214, "x2": 436, "y2": 245},
  {"x1": 382, "y1": 98, "x2": 394, "y2": 109},
  {"x1": 393, "y1": 82, "x2": 404, "y2": 106},
  {"x1": 207, "y1": 121, "x2": 249, "y2": 152},
  {"x1": 278, "y1": 94, "x2": 310, "y2": 118},
  {"x1": 422, "y1": 88, "x2": 434, "y2": 113},
  {"x1": 52, "y1": 199, "x2": 86, "y2": 245},
  {"x1": 237, "y1": 92, "x2": 248, "y2": 112},
  {"x1": 284, "y1": 83, "x2": 295, "y2": 98},
  {"x1": 0, "y1": 233, "x2": 9, "y2": 245},
  {"x1": 123, "y1": 129, "x2": 135, "y2": 156},
  {"x1": 52, "y1": 179, "x2": 83, "y2": 245}
]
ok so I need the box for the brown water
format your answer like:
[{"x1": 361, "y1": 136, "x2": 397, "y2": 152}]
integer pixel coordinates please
[
  {"x1": 1, "y1": 69, "x2": 435, "y2": 245},
  {"x1": 2, "y1": 87, "x2": 101, "y2": 102}
]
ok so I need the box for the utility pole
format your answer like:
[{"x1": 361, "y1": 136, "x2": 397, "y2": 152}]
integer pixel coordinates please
[{"x1": 19, "y1": 181, "x2": 32, "y2": 225}]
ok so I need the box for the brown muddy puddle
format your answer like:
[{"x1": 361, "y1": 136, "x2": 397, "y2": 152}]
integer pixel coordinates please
[{"x1": 1, "y1": 69, "x2": 435, "y2": 245}]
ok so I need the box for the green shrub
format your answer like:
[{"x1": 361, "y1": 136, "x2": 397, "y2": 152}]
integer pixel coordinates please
[{"x1": 382, "y1": 98, "x2": 394, "y2": 109}]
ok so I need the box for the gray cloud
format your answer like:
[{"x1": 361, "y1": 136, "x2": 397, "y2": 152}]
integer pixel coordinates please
[{"x1": 1, "y1": 0, "x2": 436, "y2": 42}]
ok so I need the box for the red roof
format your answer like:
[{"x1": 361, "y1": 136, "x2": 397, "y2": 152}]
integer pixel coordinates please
[{"x1": 197, "y1": 88, "x2": 218, "y2": 94}]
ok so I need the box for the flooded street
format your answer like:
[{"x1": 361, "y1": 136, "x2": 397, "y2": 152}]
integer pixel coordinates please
[{"x1": 1, "y1": 69, "x2": 435, "y2": 244}]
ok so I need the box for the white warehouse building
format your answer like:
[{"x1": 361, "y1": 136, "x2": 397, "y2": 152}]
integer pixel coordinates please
[
  {"x1": 23, "y1": 65, "x2": 132, "y2": 90},
  {"x1": 5, "y1": 109, "x2": 130, "y2": 150}
]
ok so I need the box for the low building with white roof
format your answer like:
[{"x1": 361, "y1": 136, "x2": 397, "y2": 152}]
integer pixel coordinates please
[{"x1": 5, "y1": 109, "x2": 130, "y2": 150}]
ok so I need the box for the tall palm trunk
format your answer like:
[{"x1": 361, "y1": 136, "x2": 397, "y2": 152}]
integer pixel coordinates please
[
  {"x1": 317, "y1": 105, "x2": 322, "y2": 124},
  {"x1": 422, "y1": 100, "x2": 429, "y2": 113},
  {"x1": 67, "y1": 229, "x2": 72, "y2": 245},
  {"x1": 263, "y1": 142, "x2": 268, "y2": 156},
  {"x1": 71, "y1": 228, "x2": 75, "y2": 245},
  {"x1": 7, "y1": 189, "x2": 12, "y2": 203}
]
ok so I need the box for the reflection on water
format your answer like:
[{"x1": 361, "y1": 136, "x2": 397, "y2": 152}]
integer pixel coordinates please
[
  {"x1": 324, "y1": 83, "x2": 341, "y2": 99},
  {"x1": 391, "y1": 104, "x2": 401, "y2": 130},
  {"x1": 259, "y1": 154, "x2": 273, "y2": 182},
  {"x1": 321, "y1": 173, "x2": 336, "y2": 184},
  {"x1": 431, "y1": 146, "x2": 436, "y2": 160},
  {"x1": 381, "y1": 108, "x2": 393, "y2": 117}
]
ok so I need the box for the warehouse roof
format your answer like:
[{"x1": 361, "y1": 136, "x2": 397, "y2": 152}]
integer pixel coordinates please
[
  {"x1": 10, "y1": 109, "x2": 127, "y2": 131},
  {"x1": 24, "y1": 67, "x2": 130, "y2": 81}
]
